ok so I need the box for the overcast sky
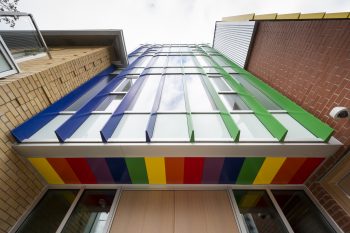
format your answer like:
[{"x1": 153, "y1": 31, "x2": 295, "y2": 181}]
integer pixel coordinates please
[{"x1": 18, "y1": 0, "x2": 350, "y2": 52}]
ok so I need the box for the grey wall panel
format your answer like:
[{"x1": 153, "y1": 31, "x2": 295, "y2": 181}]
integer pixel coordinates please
[{"x1": 213, "y1": 21, "x2": 256, "y2": 68}]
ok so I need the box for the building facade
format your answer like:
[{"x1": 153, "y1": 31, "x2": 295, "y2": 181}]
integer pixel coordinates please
[
  {"x1": 214, "y1": 12, "x2": 350, "y2": 233},
  {"x1": 8, "y1": 43, "x2": 343, "y2": 233}
]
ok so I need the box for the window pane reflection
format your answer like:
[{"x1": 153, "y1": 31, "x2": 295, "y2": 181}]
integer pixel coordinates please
[
  {"x1": 111, "y1": 114, "x2": 149, "y2": 141},
  {"x1": 233, "y1": 190, "x2": 289, "y2": 233},
  {"x1": 186, "y1": 75, "x2": 217, "y2": 111},
  {"x1": 62, "y1": 190, "x2": 116, "y2": 233},
  {"x1": 192, "y1": 114, "x2": 230, "y2": 141},
  {"x1": 272, "y1": 190, "x2": 336, "y2": 233},
  {"x1": 159, "y1": 75, "x2": 186, "y2": 111},
  {"x1": 221, "y1": 94, "x2": 249, "y2": 110},
  {"x1": 153, "y1": 114, "x2": 189, "y2": 141},
  {"x1": 16, "y1": 190, "x2": 78, "y2": 233}
]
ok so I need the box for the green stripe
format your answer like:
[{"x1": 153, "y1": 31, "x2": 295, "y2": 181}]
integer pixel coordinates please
[
  {"x1": 217, "y1": 52, "x2": 333, "y2": 142},
  {"x1": 236, "y1": 157, "x2": 265, "y2": 184},
  {"x1": 202, "y1": 51, "x2": 287, "y2": 141},
  {"x1": 125, "y1": 158, "x2": 148, "y2": 184},
  {"x1": 193, "y1": 53, "x2": 240, "y2": 141}
]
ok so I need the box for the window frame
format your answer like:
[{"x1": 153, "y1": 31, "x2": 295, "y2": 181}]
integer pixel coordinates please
[{"x1": 0, "y1": 36, "x2": 20, "y2": 79}]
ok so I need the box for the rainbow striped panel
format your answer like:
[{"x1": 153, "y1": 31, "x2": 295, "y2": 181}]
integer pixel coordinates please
[{"x1": 28, "y1": 156, "x2": 324, "y2": 185}]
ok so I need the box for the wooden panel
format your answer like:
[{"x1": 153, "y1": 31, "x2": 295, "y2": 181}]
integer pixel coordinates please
[
  {"x1": 174, "y1": 191, "x2": 239, "y2": 233},
  {"x1": 110, "y1": 191, "x2": 239, "y2": 233},
  {"x1": 109, "y1": 191, "x2": 174, "y2": 233}
]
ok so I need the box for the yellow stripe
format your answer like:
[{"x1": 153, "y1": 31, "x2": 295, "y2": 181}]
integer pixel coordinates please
[
  {"x1": 240, "y1": 191, "x2": 264, "y2": 208},
  {"x1": 253, "y1": 157, "x2": 286, "y2": 184},
  {"x1": 28, "y1": 158, "x2": 64, "y2": 184},
  {"x1": 253, "y1": 13, "x2": 277, "y2": 20},
  {"x1": 324, "y1": 12, "x2": 350, "y2": 19},
  {"x1": 299, "y1": 12, "x2": 325, "y2": 19},
  {"x1": 145, "y1": 157, "x2": 166, "y2": 184},
  {"x1": 276, "y1": 13, "x2": 300, "y2": 20}
]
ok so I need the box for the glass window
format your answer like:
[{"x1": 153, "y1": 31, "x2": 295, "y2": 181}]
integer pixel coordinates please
[
  {"x1": 212, "y1": 56, "x2": 229, "y2": 66},
  {"x1": 233, "y1": 74, "x2": 281, "y2": 110},
  {"x1": 62, "y1": 190, "x2": 116, "y2": 233},
  {"x1": 196, "y1": 56, "x2": 212, "y2": 67},
  {"x1": 145, "y1": 68, "x2": 163, "y2": 74},
  {"x1": 133, "y1": 56, "x2": 152, "y2": 67},
  {"x1": 65, "y1": 76, "x2": 113, "y2": 111},
  {"x1": 233, "y1": 190, "x2": 289, "y2": 233},
  {"x1": 69, "y1": 115, "x2": 110, "y2": 141},
  {"x1": 272, "y1": 190, "x2": 336, "y2": 233},
  {"x1": 110, "y1": 114, "x2": 149, "y2": 141},
  {"x1": 114, "y1": 79, "x2": 132, "y2": 92},
  {"x1": 95, "y1": 95, "x2": 124, "y2": 112},
  {"x1": 16, "y1": 189, "x2": 78, "y2": 233},
  {"x1": 167, "y1": 56, "x2": 182, "y2": 66},
  {"x1": 152, "y1": 56, "x2": 167, "y2": 67},
  {"x1": 223, "y1": 67, "x2": 236, "y2": 73},
  {"x1": 181, "y1": 56, "x2": 196, "y2": 67},
  {"x1": 128, "y1": 56, "x2": 137, "y2": 64},
  {"x1": 210, "y1": 77, "x2": 233, "y2": 92},
  {"x1": 192, "y1": 114, "x2": 231, "y2": 141},
  {"x1": 231, "y1": 114, "x2": 275, "y2": 141},
  {"x1": 152, "y1": 114, "x2": 189, "y2": 141},
  {"x1": 28, "y1": 115, "x2": 71, "y2": 142},
  {"x1": 183, "y1": 67, "x2": 202, "y2": 74},
  {"x1": 221, "y1": 94, "x2": 249, "y2": 111},
  {"x1": 127, "y1": 68, "x2": 144, "y2": 75},
  {"x1": 165, "y1": 67, "x2": 182, "y2": 74},
  {"x1": 159, "y1": 75, "x2": 186, "y2": 111},
  {"x1": 0, "y1": 51, "x2": 11, "y2": 73},
  {"x1": 272, "y1": 114, "x2": 321, "y2": 141},
  {"x1": 129, "y1": 75, "x2": 161, "y2": 112},
  {"x1": 186, "y1": 75, "x2": 217, "y2": 111},
  {"x1": 203, "y1": 67, "x2": 219, "y2": 74}
]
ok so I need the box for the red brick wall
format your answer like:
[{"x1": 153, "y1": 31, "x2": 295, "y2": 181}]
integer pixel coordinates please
[{"x1": 246, "y1": 19, "x2": 350, "y2": 232}]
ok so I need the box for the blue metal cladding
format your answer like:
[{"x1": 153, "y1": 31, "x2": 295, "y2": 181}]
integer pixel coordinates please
[
  {"x1": 105, "y1": 158, "x2": 131, "y2": 183},
  {"x1": 56, "y1": 47, "x2": 152, "y2": 142},
  {"x1": 219, "y1": 157, "x2": 245, "y2": 184},
  {"x1": 11, "y1": 66, "x2": 116, "y2": 143},
  {"x1": 145, "y1": 75, "x2": 165, "y2": 142},
  {"x1": 101, "y1": 48, "x2": 155, "y2": 142}
]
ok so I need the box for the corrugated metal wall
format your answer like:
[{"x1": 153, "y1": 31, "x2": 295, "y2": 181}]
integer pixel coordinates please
[{"x1": 213, "y1": 21, "x2": 256, "y2": 68}]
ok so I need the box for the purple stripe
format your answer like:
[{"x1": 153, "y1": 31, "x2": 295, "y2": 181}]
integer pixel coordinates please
[
  {"x1": 87, "y1": 158, "x2": 114, "y2": 183},
  {"x1": 202, "y1": 158, "x2": 225, "y2": 184}
]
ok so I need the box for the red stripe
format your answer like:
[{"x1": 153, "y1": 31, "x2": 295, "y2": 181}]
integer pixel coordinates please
[
  {"x1": 271, "y1": 158, "x2": 306, "y2": 184},
  {"x1": 66, "y1": 158, "x2": 97, "y2": 184},
  {"x1": 289, "y1": 158, "x2": 324, "y2": 184},
  {"x1": 47, "y1": 158, "x2": 81, "y2": 184},
  {"x1": 184, "y1": 157, "x2": 204, "y2": 184},
  {"x1": 165, "y1": 158, "x2": 184, "y2": 184}
]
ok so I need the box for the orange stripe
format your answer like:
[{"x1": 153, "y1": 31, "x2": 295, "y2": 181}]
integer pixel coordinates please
[
  {"x1": 47, "y1": 158, "x2": 81, "y2": 184},
  {"x1": 271, "y1": 158, "x2": 306, "y2": 184},
  {"x1": 165, "y1": 157, "x2": 184, "y2": 184}
]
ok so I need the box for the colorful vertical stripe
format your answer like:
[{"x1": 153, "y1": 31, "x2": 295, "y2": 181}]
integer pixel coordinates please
[
  {"x1": 236, "y1": 157, "x2": 265, "y2": 184},
  {"x1": 28, "y1": 156, "x2": 325, "y2": 185},
  {"x1": 145, "y1": 157, "x2": 166, "y2": 184},
  {"x1": 165, "y1": 157, "x2": 184, "y2": 184},
  {"x1": 29, "y1": 158, "x2": 64, "y2": 184},
  {"x1": 125, "y1": 158, "x2": 148, "y2": 184},
  {"x1": 184, "y1": 157, "x2": 204, "y2": 184},
  {"x1": 47, "y1": 158, "x2": 80, "y2": 184},
  {"x1": 202, "y1": 158, "x2": 224, "y2": 184},
  {"x1": 253, "y1": 157, "x2": 286, "y2": 184}
]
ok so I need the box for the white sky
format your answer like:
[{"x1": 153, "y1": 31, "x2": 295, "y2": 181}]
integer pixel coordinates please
[{"x1": 18, "y1": 0, "x2": 350, "y2": 52}]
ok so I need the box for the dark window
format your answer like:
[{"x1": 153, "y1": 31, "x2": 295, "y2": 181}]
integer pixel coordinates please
[{"x1": 16, "y1": 189, "x2": 79, "y2": 233}]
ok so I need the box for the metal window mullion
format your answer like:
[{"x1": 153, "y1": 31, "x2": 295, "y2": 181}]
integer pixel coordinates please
[
  {"x1": 266, "y1": 189, "x2": 295, "y2": 233},
  {"x1": 102, "y1": 189, "x2": 123, "y2": 233},
  {"x1": 227, "y1": 189, "x2": 248, "y2": 233},
  {"x1": 55, "y1": 187, "x2": 85, "y2": 233},
  {"x1": 181, "y1": 55, "x2": 195, "y2": 143},
  {"x1": 199, "y1": 47, "x2": 287, "y2": 142},
  {"x1": 193, "y1": 51, "x2": 240, "y2": 141}
]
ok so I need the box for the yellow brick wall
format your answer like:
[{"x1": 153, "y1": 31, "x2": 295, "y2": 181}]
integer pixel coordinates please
[{"x1": 0, "y1": 46, "x2": 115, "y2": 232}]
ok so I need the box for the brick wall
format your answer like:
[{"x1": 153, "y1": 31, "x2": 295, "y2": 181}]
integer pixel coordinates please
[
  {"x1": 246, "y1": 20, "x2": 350, "y2": 231},
  {"x1": 0, "y1": 46, "x2": 114, "y2": 232}
]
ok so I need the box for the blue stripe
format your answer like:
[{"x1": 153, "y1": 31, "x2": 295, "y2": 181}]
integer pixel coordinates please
[
  {"x1": 101, "y1": 47, "x2": 155, "y2": 142},
  {"x1": 219, "y1": 158, "x2": 245, "y2": 184},
  {"x1": 145, "y1": 75, "x2": 165, "y2": 142},
  {"x1": 11, "y1": 66, "x2": 115, "y2": 142},
  {"x1": 105, "y1": 158, "x2": 131, "y2": 183}
]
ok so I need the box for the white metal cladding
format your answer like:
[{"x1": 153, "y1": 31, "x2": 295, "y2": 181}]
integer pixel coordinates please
[{"x1": 213, "y1": 21, "x2": 256, "y2": 68}]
